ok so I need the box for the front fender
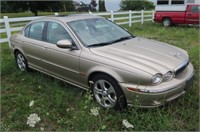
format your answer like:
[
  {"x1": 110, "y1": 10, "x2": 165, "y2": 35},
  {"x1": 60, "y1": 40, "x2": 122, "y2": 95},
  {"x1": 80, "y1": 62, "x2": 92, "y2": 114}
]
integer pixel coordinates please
[
  {"x1": 86, "y1": 65, "x2": 124, "y2": 82},
  {"x1": 80, "y1": 49, "x2": 152, "y2": 87}
]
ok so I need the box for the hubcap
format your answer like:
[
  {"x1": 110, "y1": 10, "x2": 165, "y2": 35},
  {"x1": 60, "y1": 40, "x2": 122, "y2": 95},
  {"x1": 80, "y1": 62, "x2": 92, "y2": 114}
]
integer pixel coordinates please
[
  {"x1": 93, "y1": 80, "x2": 117, "y2": 108},
  {"x1": 17, "y1": 54, "x2": 26, "y2": 71},
  {"x1": 164, "y1": 20, "x2": 170, "y2": 26}
]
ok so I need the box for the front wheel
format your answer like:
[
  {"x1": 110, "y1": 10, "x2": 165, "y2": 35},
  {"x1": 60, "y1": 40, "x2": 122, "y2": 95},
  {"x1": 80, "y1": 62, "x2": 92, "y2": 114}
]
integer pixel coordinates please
[
  {"x1": 92, "y1": 74, "x2": 127, "y2": 110},
  {"x1": 162, "y1": 18, "x2": 172, "y2": 27},
  {"x1": 15, "y1": 51, "x2": 28, "y2": 71}
]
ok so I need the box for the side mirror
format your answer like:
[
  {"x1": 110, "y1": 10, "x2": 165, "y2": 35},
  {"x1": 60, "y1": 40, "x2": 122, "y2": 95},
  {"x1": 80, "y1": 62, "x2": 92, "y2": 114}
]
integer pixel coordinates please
[{"x1": 56, "y1": 39, "x2": 72, "y2": 48}]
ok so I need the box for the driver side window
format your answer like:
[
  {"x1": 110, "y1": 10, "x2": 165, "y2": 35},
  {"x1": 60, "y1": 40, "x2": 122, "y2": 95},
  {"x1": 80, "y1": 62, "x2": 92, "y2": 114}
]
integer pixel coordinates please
[{"x1": 46, "y1": 22, "x2": 73, "y2": 44}]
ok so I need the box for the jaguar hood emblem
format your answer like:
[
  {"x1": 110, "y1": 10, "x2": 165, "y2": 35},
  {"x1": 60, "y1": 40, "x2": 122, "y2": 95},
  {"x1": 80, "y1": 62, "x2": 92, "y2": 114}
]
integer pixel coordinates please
[{"x1": 171, "y1": 52, "x2": 181, "y2": 57}]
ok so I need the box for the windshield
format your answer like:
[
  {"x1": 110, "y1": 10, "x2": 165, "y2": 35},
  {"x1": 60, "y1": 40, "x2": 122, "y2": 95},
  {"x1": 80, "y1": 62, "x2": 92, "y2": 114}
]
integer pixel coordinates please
[{"x1": 68, "y1": 18, "x2": 133, "y2": 47}]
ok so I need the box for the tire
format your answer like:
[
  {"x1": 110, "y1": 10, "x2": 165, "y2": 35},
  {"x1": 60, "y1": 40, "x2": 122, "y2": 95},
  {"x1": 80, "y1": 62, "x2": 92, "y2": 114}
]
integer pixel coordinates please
[
  {"x1": 15, "y1": 51, "x2": 28, "y2": 71},
  {"x1": 162, "y1": 18, "x2": 172, "y2": 27},
  {"x1": 92, "y1": 74, "x2": 127, "y2": 110}
]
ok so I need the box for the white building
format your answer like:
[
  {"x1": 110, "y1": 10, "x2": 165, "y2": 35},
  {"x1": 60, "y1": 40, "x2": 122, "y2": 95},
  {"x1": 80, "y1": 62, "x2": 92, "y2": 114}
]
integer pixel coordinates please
[
  {"x1": 156, "y1": 0, "x2": 199, "y2": 5},
  {"x1": 155, "y1": 0, "x2": 199, "y2": 11}
]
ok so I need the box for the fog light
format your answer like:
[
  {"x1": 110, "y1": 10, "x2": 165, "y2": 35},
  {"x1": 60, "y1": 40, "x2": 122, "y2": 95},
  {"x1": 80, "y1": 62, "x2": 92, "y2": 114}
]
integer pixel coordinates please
[{"x1": 163, "y1": 71, "x2": 174, "y2": 81}]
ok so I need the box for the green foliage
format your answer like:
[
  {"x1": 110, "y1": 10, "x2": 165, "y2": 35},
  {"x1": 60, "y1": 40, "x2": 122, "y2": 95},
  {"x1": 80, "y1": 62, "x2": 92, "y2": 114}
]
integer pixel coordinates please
[
  {"x1": 99, "y1": 0, "x2": 106, "y2": 12},
  {"x1": 1, "y1": 1, "x2": 28, "y2": 13},
  {"x1": 120, "y1": 0, "x2": 155, "y2": 11},
  {"x1": 63, "y1": 1, "x2": 75, "y2": 12},
  {"x1": 1, "y1": 1, "x2": 75, "y2": 16},
  {"x1": 90, "y1": 0, "x2": 97, "y2": 11},
  {"x1": 90, "y1": 0, "x2": 97, "y2": 8}
]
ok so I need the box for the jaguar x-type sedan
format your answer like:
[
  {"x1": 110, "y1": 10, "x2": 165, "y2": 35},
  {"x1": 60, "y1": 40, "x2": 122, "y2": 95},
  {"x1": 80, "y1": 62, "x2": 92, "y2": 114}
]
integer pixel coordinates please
[{"x1": 10, "y1": 14, "x2": 194, "y2": 110}]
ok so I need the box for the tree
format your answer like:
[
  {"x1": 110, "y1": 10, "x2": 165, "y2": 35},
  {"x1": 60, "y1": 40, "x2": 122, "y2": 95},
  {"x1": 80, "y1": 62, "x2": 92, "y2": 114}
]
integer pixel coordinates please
[
  {"x1": 1, "y1": 1, "x2": 28, "y2": 13},
  {"x1": 120, "y1": 0, "x2": 154, "y2": 11},
  {"x1": 99, "y1": 0, "x2": 106, "y2": 12},
  {"x1": 91, "y1": 0, "x2": 97, "y2": 8},
  {"x1": 1, "y1": 1, "x2": 75, "y2": 16},
  {"x1": 27, "y1": 1, "x2": 63, "y2": 16},
  {"x1": 64, "y1": 1, "x2": 75, "y2": 11},
  {"x1": 90, "y1": 0, "x2": 97, "y2": 11}
]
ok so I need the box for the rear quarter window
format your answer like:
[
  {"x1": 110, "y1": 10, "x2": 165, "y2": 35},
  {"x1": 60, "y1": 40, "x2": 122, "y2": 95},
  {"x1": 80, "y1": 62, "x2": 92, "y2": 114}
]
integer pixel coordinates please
[{"x1": 24, "y1": 25, "x2": 30, "y2": 37}]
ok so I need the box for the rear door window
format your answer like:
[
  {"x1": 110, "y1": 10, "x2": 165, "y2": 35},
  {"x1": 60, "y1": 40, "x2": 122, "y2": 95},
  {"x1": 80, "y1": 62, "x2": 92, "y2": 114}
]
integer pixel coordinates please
[{"x1": 29, "y1": 22, "x2": 45, "y2": 41}]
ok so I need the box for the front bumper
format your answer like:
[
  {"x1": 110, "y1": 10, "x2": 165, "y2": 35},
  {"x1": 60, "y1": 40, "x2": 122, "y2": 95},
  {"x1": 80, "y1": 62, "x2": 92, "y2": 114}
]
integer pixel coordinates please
[{"x1": 119, "y1": 63, "x2": 194, "y2": 108}]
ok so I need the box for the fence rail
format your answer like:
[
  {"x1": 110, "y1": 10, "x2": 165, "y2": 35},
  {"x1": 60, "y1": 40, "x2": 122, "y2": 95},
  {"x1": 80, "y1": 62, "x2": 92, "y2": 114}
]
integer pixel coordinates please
[{"x1": 0, "y1": 10, "x2": 154, "y2": 44}]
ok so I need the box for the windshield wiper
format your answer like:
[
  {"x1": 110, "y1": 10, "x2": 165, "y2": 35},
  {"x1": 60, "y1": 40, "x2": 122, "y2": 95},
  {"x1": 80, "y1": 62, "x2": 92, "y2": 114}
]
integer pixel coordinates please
[
  {"x1": 87, "y1": 36, "x2": 134, "y2": 48},
  {"x1": 111, "y1": 36, "x2": 133, "y2": 43},
  {"x1": 87, "y1": 42, "x2": 113, "y2": 47}
]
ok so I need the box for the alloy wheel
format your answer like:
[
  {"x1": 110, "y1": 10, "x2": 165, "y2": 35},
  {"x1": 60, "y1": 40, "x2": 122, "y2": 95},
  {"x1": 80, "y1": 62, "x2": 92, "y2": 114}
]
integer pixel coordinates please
[
  {"x1": 16, "y1": 53, "x2": 26, "y2": 71},
  {"x1": 93, "y1": 79, "x2": 117, "y2": 108}
]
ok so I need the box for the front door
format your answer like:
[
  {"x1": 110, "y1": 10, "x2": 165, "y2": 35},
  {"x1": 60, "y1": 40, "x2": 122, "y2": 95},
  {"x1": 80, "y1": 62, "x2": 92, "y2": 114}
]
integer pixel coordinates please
[
  {"x1": 42, "y1": 21, "x2": 82, "y2": 85},
  {"x1": 185, "y1": 5, "x2": 200, "y2": 24}
]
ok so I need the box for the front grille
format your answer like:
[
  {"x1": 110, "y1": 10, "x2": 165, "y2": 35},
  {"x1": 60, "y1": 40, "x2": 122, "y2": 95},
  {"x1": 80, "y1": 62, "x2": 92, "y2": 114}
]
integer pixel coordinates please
[{"x1": 175, "y1": 60, "x2": 189, "y2": 77}]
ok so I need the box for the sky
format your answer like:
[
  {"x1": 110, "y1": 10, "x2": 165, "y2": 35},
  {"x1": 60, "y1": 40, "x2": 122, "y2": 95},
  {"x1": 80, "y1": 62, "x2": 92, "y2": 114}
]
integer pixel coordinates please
[{"x1": 75, "y1": 0, "x2": 156, "y2": 11}]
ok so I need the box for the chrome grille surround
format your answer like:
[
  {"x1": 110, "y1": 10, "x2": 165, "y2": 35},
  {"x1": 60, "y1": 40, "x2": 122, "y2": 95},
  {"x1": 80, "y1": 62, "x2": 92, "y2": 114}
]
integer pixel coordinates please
[{"x1": 175, "y1": 59, "x2": 189, "y2": 77}]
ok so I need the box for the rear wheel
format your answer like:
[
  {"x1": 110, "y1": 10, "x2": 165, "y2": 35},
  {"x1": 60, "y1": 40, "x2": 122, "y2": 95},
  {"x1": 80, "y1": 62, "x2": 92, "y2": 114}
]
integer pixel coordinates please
[
  {"x1": 162, "y1": 18, "x2": 172, "y2": 27},
  {"x1": 15, "y1": 51, "x2": 28, "y2": 71},
  {"x1": 92, "y1": 74, "x2": 127, "y2": 110}
]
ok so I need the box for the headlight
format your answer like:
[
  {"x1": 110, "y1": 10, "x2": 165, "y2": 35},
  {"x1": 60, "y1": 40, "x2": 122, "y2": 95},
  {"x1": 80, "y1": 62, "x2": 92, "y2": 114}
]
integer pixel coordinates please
[
  {"x1": 152, "y1": 73, "x2": 163, "y2": 85},
  {"x1": 163, "y1": 71, "x2": 174, "y2": 81}
]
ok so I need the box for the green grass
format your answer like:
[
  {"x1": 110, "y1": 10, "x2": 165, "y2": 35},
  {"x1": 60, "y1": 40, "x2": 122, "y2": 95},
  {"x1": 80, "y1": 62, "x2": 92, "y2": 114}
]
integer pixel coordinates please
[{"x1": 1, "y1": 22, "x2": 199, "y2": 131}]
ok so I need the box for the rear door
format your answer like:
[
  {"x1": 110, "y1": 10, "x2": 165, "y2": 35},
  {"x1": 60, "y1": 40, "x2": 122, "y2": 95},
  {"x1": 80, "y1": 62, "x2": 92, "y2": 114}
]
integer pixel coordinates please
[
  {"x1": 22, "y1": 21, "x2": 47, "y2": 71},
  {"x1": 185, "y1": 5, "x2": 200, "y2": 24}
]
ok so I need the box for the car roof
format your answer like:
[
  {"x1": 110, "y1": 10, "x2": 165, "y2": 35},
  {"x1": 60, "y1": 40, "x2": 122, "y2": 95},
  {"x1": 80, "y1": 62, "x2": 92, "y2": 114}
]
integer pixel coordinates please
[{"x1": 35, "y1": 14, "x2": 104, "y2": 23}]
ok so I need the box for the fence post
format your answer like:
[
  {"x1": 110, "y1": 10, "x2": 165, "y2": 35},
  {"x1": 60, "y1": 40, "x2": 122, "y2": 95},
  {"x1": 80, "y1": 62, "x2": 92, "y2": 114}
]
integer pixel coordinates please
[
  {"x1": 141, "y1": 10, "x2": 144, "y2": 24},
  {"x1": 152, "y1": 10, "x2": 155, "y2": 22},
  {"x1": 110, "y1": 11, "x2": 114, "y2": 22},
  {"x1": 129, "y1": 10, "x2": 132, "y2": 27},
  {"x1": 4, "y1": 16, "x2": 11, "y2": 47}
]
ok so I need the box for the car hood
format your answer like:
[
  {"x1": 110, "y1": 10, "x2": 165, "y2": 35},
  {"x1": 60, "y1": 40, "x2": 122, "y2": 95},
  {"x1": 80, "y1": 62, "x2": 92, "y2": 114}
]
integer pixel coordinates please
[{"x1": 89, "y1": 37, "x2": 189, "y2": 75}]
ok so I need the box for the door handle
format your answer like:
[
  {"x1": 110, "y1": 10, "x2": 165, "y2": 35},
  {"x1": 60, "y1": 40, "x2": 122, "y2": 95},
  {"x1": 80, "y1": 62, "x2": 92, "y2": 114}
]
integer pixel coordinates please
[{"x1": 187, "y1": 14, "x2": 192, "y2": 16}]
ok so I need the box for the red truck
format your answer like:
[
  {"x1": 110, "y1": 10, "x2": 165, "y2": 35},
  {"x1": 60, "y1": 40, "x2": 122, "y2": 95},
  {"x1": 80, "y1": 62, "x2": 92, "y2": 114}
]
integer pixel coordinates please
[{"x1": 154, "y1": 4, "x2": 200, "y2": 27}]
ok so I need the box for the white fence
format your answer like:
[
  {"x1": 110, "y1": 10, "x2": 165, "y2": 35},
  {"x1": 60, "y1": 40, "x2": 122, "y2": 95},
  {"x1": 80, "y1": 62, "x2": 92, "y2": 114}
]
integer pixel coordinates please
[{"x1": 0, "y1": 10, "x2": 154, "y2": 44}]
